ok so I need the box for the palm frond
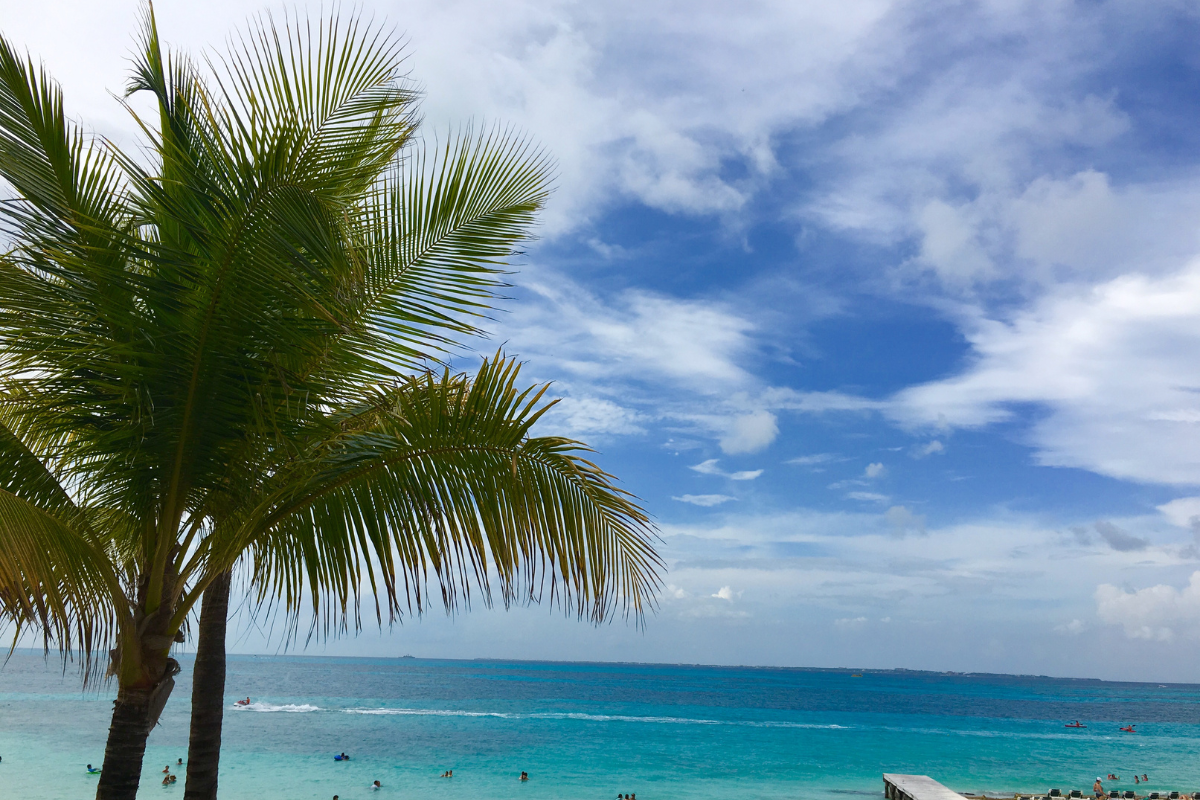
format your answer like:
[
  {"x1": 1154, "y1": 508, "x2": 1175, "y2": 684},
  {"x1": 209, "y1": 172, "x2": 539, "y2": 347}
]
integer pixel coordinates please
[
  {"x1": 0, "y1": 489, "x2": 124, "y2": 676},
  {"x1": 335, "y1": 127, "x2": 553, "y2": 372},
  {"x1": 0, "y1": 33, "x2": 127, "y2": 234},
  {"x1": 191, "y1": 355, "x2": 659, "y2": 640}
]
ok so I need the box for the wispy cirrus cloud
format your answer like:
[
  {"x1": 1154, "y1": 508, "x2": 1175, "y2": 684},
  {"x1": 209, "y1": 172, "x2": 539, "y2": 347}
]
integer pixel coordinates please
[
  {"x1": 690, "y1": 459, "x2": 763, "y2": 481},
  {"x1": 673, "y1": 494, "x2": 737, "y2": 507}
]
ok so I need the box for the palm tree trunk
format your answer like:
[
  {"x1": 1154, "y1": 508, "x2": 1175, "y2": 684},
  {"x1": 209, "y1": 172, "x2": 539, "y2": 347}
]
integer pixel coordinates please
[
  {"x1": 95, "y1": 686, "x2": 155, "y2": 800},
  {"x1": 96, "y1": 660, "x2": 179, "y2": 800},
  {"x1": 184, "y1": 569, "x2": 232, "y2": 800}
]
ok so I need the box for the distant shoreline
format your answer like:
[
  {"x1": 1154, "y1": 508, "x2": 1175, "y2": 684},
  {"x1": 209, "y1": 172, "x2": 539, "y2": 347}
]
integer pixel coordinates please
[{"x1": 10, "y1": 646, "x2": 1192, "y2": 687}]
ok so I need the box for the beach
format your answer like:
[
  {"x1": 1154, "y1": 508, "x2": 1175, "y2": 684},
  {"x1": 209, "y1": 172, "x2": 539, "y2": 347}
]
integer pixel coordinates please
[{"x1": 1, "y1": 652, "x2": 1197, "y2": 800}]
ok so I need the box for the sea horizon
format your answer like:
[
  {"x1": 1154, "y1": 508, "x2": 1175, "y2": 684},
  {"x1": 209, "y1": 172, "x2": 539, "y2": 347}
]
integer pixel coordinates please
[{"x1": 90, "y1": 648, "x2": 1200, "y2": 687}]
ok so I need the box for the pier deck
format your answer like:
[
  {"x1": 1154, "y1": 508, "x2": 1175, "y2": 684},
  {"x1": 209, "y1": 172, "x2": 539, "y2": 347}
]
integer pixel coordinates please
[
  {"x1": 884, "y1": 774, "x2": 1196, "y2": 800},
  {"x1": 885, "y1": 774, "x2": 968, "y2": 800}
]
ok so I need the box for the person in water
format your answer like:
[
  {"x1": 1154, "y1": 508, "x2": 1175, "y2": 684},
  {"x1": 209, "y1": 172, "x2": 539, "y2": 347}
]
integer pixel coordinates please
[
  {"x1": 520, "y1": 771, "x2": 529, "y2": 781},
  {"x1": 370, "y1": 780, "x2": 381, "y2": 790},
  {"x1": 163, "y1": 765, "x2": 171, "y2": 774},
  {"x1": 163, "y1": 774, "x2": 172, "y2": 786},
  {"x1": 177, "y1": 758, "x2": 183, "y2": 766},
  {"x1": 87, "y1": 764, "x2": 100, "y2": 774}
]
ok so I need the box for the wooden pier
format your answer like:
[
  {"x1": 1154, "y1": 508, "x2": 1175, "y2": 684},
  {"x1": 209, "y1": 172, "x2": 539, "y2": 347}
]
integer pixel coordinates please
[
  {"x1": 884, "y1": 774, "x2": 970, "y2": 800},
  {"x1": 885, "y1": 774, "x2": 1198, "y2": 800}
]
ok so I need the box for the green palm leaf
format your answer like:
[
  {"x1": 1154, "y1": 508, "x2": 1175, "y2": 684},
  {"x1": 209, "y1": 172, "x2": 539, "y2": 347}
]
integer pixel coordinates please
[{"x1": 189, "y1": 355, "x2": 658, "y2": 640}]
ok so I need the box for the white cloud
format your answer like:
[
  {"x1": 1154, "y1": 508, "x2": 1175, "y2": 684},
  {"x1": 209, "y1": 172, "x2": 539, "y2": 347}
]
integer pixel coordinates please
[
  {"x1": 689, "y1": 459, "x2": 763, "y2": 481},
  {"x1": 1158, "y1": 497, "x2": 1200, "y2": 529},
  {"x1": 510, "y1": 276, "x2": 757, "y2": 389},
  {"x1": 764, "y1": 388, "x2": 887, "y2": 414},
  {"x1": 1054, "y1": 619, "x2": 1085, "y2": 636},
  {"x1": 542, "y1": 396, "x2": 645, "y2": 437},
  {"x1": 393, "y1": 0, "x2": 911, "y2": 234},
  {"x1": 787, "y1": 453, "x2": 842, "y2": 467},
  {"x1": 834, "y1": 616, "x2": 869, "y2": 628},
  {"x1": 1096, "y1": 573, "x2": 1200, "y2": 641},
  {"x1": 712, "y1": 586, "x2": 739, "y2": 601},
  {"x1": 891, "y1": 263, "x2": 1200, "y2": 485},
  {"x1": 846, "y1": 491, "x2": 890, "y2": 503},
  {"x1": 864, "y1": 462, "x2": 886, "y2": 479},
  {"x1": 913, "y1": 440, "x2": 944, "y2": 458},
  {"x1": 673, "y1": 494, "x2": 737, "y2": 507},
  {"x1": 666, "y1": 583, "x2": 688, "y2": 599},
  {"x1": 720, "y1": 410, "x2": 779, "y2": 454}
]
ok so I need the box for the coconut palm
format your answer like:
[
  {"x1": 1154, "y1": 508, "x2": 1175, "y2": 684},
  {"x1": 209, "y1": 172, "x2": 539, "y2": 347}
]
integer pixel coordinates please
[{"x1": 0, "y1": 7, "x2": 660, "y2": 800}]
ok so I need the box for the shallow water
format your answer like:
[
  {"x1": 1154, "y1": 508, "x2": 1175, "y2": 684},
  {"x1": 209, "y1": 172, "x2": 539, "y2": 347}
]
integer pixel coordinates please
[{"x1": 0, "y1": 652, "x2": 1197, "y2": 799}]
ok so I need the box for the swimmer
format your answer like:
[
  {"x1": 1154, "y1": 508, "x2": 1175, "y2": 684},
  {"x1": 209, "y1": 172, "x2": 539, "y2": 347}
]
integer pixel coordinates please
[
  {"x1": 177, "y1": 758, "x2": 183, "y2": 766},
  {"x1": 520, "y1": 771, "x2": 529, "y2": 781},
  {"x1": 163, "y1": 775, "x2": 171, "y2": 786},
  {"x1": 163, "y1": 765, "x2": 171, "y2": 774},
  {"x1": 87, "y1": 764, "x2": 101, "y2": 774},
  {"x1": 169, "y1": 775, "x2": 177, "y2": 784},
  {"x1": 370, "y1": 780, "x2": 381, "y2": 790}
]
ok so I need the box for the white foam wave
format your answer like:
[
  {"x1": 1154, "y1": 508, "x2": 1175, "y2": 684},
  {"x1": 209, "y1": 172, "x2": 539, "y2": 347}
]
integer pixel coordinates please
[
  {"x1": 231, "y1": 702, "x2": 319, "y2": 713},
  {"x1": 344, "y1": 708, "x2": 515, "y2": 718},
  {"x1": 342, "y1": 707, "x2": 847, "y2": 729},
  {"x1": 531, "y1": 712, "x2": 847, "y2": 729}
]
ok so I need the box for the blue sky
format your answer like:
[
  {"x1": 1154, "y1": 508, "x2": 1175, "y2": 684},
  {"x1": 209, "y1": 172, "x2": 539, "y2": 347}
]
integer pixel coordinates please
[{"x1": 10, "y1": 0, "x2": 1200, "y2": 681}]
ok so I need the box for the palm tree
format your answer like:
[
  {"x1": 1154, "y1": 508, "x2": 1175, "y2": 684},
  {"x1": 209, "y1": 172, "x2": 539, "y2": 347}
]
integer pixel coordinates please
[{"x1": 0, "y1": 7, "x2": 661, "y2": 800}]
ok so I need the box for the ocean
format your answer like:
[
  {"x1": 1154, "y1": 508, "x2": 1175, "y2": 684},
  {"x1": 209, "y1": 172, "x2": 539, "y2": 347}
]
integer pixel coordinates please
[{"x1": 0, "y1": 651, "x2": 1197, "y2": 799}]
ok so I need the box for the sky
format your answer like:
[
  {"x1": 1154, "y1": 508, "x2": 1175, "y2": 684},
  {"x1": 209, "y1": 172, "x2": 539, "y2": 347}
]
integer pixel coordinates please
[{"x1": 6, "y1": 0, "x2": 1200, "y2": 682}]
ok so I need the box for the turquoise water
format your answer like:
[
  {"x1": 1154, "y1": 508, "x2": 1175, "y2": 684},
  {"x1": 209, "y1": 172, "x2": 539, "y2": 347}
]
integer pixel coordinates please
[{"x1": 1, "y1": 652, "x2": 1198, "y2": 799}]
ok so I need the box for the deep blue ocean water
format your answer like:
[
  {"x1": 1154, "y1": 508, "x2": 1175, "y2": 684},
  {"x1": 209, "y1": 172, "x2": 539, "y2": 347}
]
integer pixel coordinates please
[{"x1": 1, "y1": 652, "x2": 1198, "y2": 799}]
